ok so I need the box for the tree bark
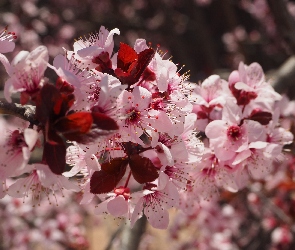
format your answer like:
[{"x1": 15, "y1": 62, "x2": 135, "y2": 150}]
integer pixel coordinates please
[{"x1": 120, "y1": 216, "x2": 147, "y2": 250}]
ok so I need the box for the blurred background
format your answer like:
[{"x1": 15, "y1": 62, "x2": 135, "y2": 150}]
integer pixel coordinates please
[{"x1": 1, "y1": 0, "x2": 295, "y2": 249}]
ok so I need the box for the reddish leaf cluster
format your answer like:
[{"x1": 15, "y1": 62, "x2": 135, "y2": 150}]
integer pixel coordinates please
[
  {"x1": 93, "y1": 43, "x2": 155, "y2": 87},
  {"x1": 90, "y1": 142, "x2": 159, "y2": 194},
  {"x1": 35, "y1": 80, "x2": 118, "y2": 174}
]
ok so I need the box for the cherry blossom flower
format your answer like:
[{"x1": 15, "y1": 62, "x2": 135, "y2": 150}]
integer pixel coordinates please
[
  {"x1": 189, "y1": 75, "x2": 233, "y2": 131},
  {"x1": 228, "y1": 62, "x2": 281, "y2": 115},
  {"x1": 68, "y1": 26, "x2": 119, "y2": 70},
  {"x1": 7, "y1": 164, "x2": 80, "y2": 204},
  {"x1": 94, "y1": 186, "x2": 131, "y2": 217},
  {"x1": 205, "y1": 100, "x2": 265, "y2": 161},
  {"x1": 0, "y1": 119, "x2": 38, "y2": 179},
  {"x1": 131, "y1": 182, "x2": 179, "y2": 229},
  {"x1": 4, "y1": 45, "x2": 49, "y2": 104}
]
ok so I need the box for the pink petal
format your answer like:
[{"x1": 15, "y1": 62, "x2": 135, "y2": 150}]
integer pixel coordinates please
[
  {"x1": 94, "y1": 199, "x2": 108, "y2": 215},
  {"x1": 0, "y1": 53, "x2": 11, "y2": 74},
  {"x1": 77, "y1": 45, "x2": 100, "y2": 57},
  {"x1": 24, "y1": 128, "x2": 38, "y2": 150},
  {"x1": 53, "y1": 54, "x2": 67, "y2": 69},
  {"x1": 133, "y1": 86, "x2": 151, "y2": 110},
  {"x1": 131, "y1": 197, "x2": 144, "y2": 227},
  {"x1": 228, "y1": 70, "x2": 240, "y2": 86},
  {"x1": 0, "y1": 40, "x2": 15, "y2": 53},
  {"x1": 205, "y1": 120, "x2": 227, "y2": 139},
  {"x1": 146, "y1": 206, "x2": 169, "y2": 229},
  {"x1": 134, "y1": 39, "x2": 148, "y2": 53},
  {"x1": 232, "y1": 149, "x2": 251, "y2": 165},
  {"x1": 107, "y1": 196, "x2": 128, "y2": 216}
]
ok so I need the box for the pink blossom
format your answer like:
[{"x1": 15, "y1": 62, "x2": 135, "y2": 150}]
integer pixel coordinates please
[
  {"x1": 271, "y1": 226, "x2": 293, "y2": 245},
  {"x1": 205, "y1": 100, "x2": 265, "y2": 161},
  {"x1": 7, "y1": 164, "x2": 80, "y2": 204},
  {"x1": 117, "y1": 86, "x2": 174, "y2": 141},
  {"x1": 0, "y1": 122, "x2": 38, "y2": 179},
  {"x1": 131, "y1": 182, "x2": 179, "y2": 229},
  {"x1": 228, "y1": 62, "x2": 281, "y2": 115},
  {"x1": 191, "y1": 150, "x2": 238, "y2": 202},
  {"x1": 94, "y1": 186, "x2": 130, "y2": 217},
  {"x1": 189, "y1": 75, "x2": 233, "y2": 131},
  {"x1": 4, "y1": 45, "x2": 49, "y2": 104},
  {"x1": 69, "y1": 26, "x2": 119, "y2": 70}
]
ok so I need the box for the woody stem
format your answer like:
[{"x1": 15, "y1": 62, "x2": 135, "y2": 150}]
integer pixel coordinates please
[
  {"x1": 124, "y1": 170, "x2": 132, "y2": 188},
  {"x1": 0, "y1": 99, "x2": 39, "y2": 126}
]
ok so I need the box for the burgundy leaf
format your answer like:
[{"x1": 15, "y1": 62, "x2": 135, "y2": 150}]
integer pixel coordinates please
[
  {"x1": 91, "y1": 111, "x2": 119, "y2": 131},
  {"x1": 93, "y1": 51, "x2": 114, "y2": 75},
  {"x1": 55, "y1": 112, "x2": 93, "y2": 133},
  {"x1": 129, "y1": 154, "x2": 159, "y2": 184},
  {"x1": 43, "y1": 140, "x2": 66, "y2": 175},
  {"x1": 132, "y1": 48, "x2": 155, "y2": 81},
  {"x1": 121, "y1": 141, "x2": 144, "y2": 156},
  {"x1": 101, "y1": 157, "x2": 129, "y2": 174},
  {"x1": 230, "y1": 84, "x2": 258, "y2": 106},
  {"x1": 115, "y1": 43, "x2": 155, "y2": 86},
  {"x1": 116, "y1": 43, "x2": 138, "y2": 72},
  {"x1": 35, "y1": 84, "x2": 72, "y2": 124},
  {"x1": 247, "y1": 111, "x2": 272, "y2": 125},
  {"x1": 56, "y1": 77, "x2": 75, "y2": 95},
  {"x1": 90, "y1": 159, "x2": 128, "y2": 194}
]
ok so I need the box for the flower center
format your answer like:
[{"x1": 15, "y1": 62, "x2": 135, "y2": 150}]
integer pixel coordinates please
[
  {"x1": 126, "y1": 108, "x2": 141, "y2": 125},
  {"x1": 8, "y1": 130, "x2": 27, "y2": 149},
  {"x1": 227, "y1": 125, "x2": 242, "y2": 141}
]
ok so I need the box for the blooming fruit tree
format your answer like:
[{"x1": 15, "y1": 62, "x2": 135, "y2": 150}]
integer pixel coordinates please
[{"x1": 0, "y1": 26, "x2": 293, "y2": 231}]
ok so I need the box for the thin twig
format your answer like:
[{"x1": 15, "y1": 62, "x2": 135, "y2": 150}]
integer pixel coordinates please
[{"x1": 0, "y1": 99, "x2": 39, "y2": 126}]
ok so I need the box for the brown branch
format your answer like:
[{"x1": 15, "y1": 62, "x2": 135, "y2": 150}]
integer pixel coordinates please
[
  {"x1": 120, "y1": 216, "x2": 147, "y2": 250},
  {"x1": 0, "y1": 99, "x2": 39, "y2": 126},
  {"x1": 269, "y1": 56, "x2": 295, "y2": 99},
  {"x1": 267, "y1": 0, "x2": 295, "y2": 54}
]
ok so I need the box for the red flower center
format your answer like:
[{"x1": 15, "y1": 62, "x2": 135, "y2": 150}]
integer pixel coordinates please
[{"x1": 227, "y1": 125, "x2": 242, "y2": 141}]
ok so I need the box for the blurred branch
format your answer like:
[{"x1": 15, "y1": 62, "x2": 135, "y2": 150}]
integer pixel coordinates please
[
  {"x1": 0, "y1": 99, "x2": 39, "y2": 126},
  {"x1": 105, "y1": 224, "x2": 124, "y2": 250},
  {"x1": 120, "y1": 216, "x2": 147, "y2": 250},
  {"x1": 267, "y1": 0, "x2": 295, "y2": 54},
  {"x1": 255, "y1": 190, "x2": 293, "y2": 225},
  {"x1": 270, "y1": 56, "x2": 295, "y2": 99}
]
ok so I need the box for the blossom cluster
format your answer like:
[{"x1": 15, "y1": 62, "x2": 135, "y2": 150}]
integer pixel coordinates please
[
  {"x1": 0, "y1": 188, "x2": 90, "y2": 250},
  {"x1": 169, "y1": 151, "x2": 295, "y2": 249},
  {"x1": 0, "y1": 25, "x2": 293, "y2": 230}
]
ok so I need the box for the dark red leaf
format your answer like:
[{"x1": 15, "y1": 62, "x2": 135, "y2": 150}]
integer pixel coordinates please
[
  {"x1": 132, "y1": 48, "x2": 155, "y2": 80},
  {"x1": 56, "y1": 77, "x2": 75, "y2": 95},
  {"x1": 47, "y1": 128, "x2": 63, "y2": 144},
  {"x1": 35, "y1": 84, "x2": 72, "y2": 124},
  {"x1": 121, "y1": 141, "x2": 144, "y2": 156},
  {"x1": 54, "y1": 112, "x2": 93, "y2": 134},
  {"x1": 230, "y1": 84, "x2": 257, "y2": 106},
  {"x1": 90, "y1": 158, "x2": 128, "y2": 194},
  {"x1": 101, "y1": 157, "x2": 129, "y2": 174},
  {"x1": 115, "y1": 43, "x2": 155, "y2": 86},
  {"x1": 91, "y1": 111, "x2": 119, "y2": 131},
  {"x1": 53, "y1": 112, "x2": 94, "y2": 143},
  {"x1": 117, "y1": 43, "x2": 138, "y2": 72},
  {"x1": 129, "y1": 154, "x2": 159, "y2": 184},
  {"x1": 247, "y1": 111, "x2": 272, "y2": 125},
  {"x1": 43, "y1": 140, "x2": 66, "y2": 174},
  {"x1": 93, "y1": 51, "x2": 114, "y2": 75},
  {"x1": 141, "y1": 67, "x2": 156, "y2": 82}
]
